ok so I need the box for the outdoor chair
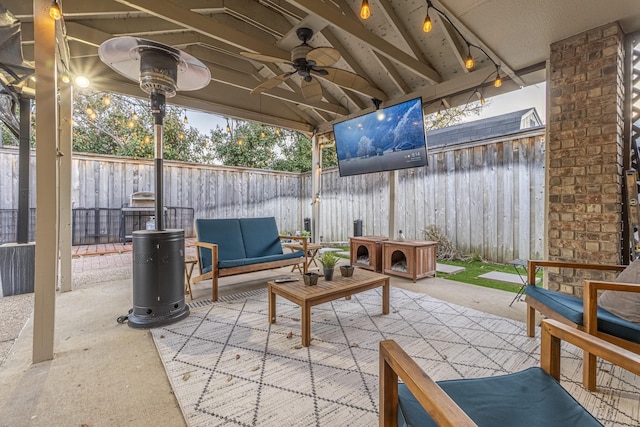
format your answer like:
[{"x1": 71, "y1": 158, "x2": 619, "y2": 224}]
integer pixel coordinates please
[
  {"x1": 379, "y1": 319, "x2": 640, "y2": 427},
  {"x1": 524, "y1": 260, "x2": 640, "y2": 391}
]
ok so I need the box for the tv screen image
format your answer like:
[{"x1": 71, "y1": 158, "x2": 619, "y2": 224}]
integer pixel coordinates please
[{"x1": 333, "y1": 97, "x2": 427, "y2": 177}]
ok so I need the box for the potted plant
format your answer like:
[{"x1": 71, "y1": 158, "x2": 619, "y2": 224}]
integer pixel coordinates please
[
  {"x1": 303, "y1": 272, "x2": 319, "y2": 286},
  {"x1": 340, "y1": 265, "x2": 355, "y2": 277},
  {"x1": 318, "y1": 251, "x2": 339, "y2": 281}
]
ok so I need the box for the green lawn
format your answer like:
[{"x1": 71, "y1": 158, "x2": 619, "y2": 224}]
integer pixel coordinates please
[{"x1": 435, "y1": 259, "x2": 542, "y2": 293}]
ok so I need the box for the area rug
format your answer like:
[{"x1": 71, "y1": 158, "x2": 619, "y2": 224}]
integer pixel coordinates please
[{"x1": 151, "y1": 287, "x2": 639, "y2": 427}]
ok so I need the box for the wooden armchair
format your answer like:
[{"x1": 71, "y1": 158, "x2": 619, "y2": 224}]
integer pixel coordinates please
[
  {"x1": 380, "y1": 319, "x2": 640, "y2": 427},
  {"x1": 524, "y1": 260, "x2": 640, "y2": 390}
]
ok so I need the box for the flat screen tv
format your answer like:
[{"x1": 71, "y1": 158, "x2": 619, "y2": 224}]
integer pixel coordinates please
[{"x1": 333, "y1": 97, "x2": 427, "y2": 177}]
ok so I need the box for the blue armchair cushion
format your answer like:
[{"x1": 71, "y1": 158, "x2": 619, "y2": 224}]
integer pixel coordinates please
[
  {"x1": 239, "y1": 217, "x2": 284, "y2": 258},
  {"x1": 195, "y1": 219, "x2": 246, "y2": 270},
  {"x1": 397, "y1": 367, "x2": 602, "y2": 427},
  {"x1": 526, "y1": 286, "x2": 640, "y2": 344}
]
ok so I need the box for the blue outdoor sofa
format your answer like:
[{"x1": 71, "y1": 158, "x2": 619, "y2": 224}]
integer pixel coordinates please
[
  {"x1": 192, "y1": 217, "x2": 308, "y2": 301},
  {"x1": 524, "y1": 260, "x2": 640, "y2": 391}
]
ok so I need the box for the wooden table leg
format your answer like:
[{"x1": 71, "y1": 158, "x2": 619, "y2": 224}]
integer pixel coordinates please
[
  {"x1": 382, "y1": 281, "x2": 390, "y2": 314},
  {"x1": 302, "y1": 302, "x2": 311, "y2": 346},
  {"x1": 268, "y1": 285, "x2": 276, "y2": 323},
  {"x1": 184, "y1": 261, "x2": 196, "y2": 300}
]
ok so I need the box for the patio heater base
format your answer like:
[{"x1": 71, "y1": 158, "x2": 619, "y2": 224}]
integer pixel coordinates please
[{"x1": 128, "y1": 229, "x2": 189, "y2": 329}]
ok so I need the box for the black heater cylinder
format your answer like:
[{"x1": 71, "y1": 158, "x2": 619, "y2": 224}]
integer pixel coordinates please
[{"x1": 128, "y1": 229, "x2": 189, "y2": 328}]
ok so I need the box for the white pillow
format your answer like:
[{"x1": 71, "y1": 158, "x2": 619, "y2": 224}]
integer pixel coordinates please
[{"x1": 598, "y1": 259, "x2": 640, "y2": 324}]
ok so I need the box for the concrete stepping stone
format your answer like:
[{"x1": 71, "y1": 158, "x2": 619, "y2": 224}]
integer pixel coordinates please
[
  {"x1": 436, "y1": 263, "x2": 465, "y2": 274},
  {"x1": 336, "y1": 251, "x2": 350, "y2": 257}
]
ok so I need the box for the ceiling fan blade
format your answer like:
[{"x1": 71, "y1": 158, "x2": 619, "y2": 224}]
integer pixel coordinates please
[
  {"x1": 251, "y1": 73, "x2": 293, "y2": 94},
  {"x1": 301, "y1": 78, "x2": 323, "y2": 102},
  {"x1": 240, "y1": 51, "x2": 289, "y2": 64},
  {"x1": 306, "y1": 47, "x2": 341, "y2": 67},
  {"x1": 317, "y1": 68, "x2": 370, "y2": 91}
]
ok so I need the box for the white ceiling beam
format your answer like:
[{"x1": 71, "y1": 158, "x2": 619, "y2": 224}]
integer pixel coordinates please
[
  {"x1": 375, "y1": 0, "x2": 434, "y2": 69},
  {"x1": 114, "y1": 0, "x2": 291, "y2": 59},
  {"x1": 285, "y1": 0, "x2": 442, "y2": 84},
  {"x1": 429, "y1": 0, "x2": 524, "y2": 86},
  {"x1": 437, "y1": 19, "x2": 468, "y2": 73},
  {"x1": 373, "y1": 53, "x2": 410, "y2": 95}
]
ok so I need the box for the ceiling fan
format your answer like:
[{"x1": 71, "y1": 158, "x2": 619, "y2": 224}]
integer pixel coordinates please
[{"x1": 240, "y1": 27, "x2": 371, "y2": 102}]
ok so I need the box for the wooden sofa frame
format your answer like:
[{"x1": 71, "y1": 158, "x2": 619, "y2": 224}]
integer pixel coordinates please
[
  {"x1": 525, "y1": 260, "x2": 640, "y2": 390},
  {"x1": 193, "y1": 235, "x2": 308, "y2": 301},
  {"x1": 379, "y1": 319, "x2": 640, "y2": 426}
]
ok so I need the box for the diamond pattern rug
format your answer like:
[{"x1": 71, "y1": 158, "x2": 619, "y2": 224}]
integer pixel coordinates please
[{"x1": 151, "y1": 287, "x2": 639, "y2": 426}]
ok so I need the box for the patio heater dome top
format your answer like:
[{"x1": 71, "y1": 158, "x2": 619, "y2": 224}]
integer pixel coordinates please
[{"x1": 98, "y1": 36, "x2": 211, "y2": 97}]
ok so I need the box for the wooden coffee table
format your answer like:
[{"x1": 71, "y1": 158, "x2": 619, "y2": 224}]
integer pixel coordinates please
[{"x1": 268, "y1": 268, "x2": 390, "y2": 346}]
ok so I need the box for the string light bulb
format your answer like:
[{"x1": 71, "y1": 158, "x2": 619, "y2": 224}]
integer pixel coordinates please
[
  {"x1": 475, "y1": 89, "x2": 486, "y2": 105},
  {"x1": 260, "y1": 127, "x2": 266, "y2": 138},
  {"x1": 183, "y1": 112, "x2": 188, "y2": 124},
  {"x1": 132, "y1": 111, "x2": 138, "y2": 121},
  {"x1": 86, "y1": 106, "x2": 93, "y2": 115},
  {"x1": 89, "y1": 112, "x2": 97, "y2": 120},
  {"x1": 61, "y1": 74, "x2": 70, "y2": 84},
  {"x1": 360, "y1": 0, "x2": 371, "y2": 19},
  {"x1": 226, "y1": 118, "x2": 231, "y2": 133},
  {"x1": 465, "y1": 45, "x2": 474, "y2": 70},
  {"x1": 179, "y1": 133, "x2": 185, "y2": 140},
  {"x1": 128, "y1": 120, "x2": 135, "y2": 129},
  {"x1": 49, "y1": 0, "x2": 61, "y2": 20},
  {"x1": 275, "y1": 128, "x2": 281, "y2": 136},
  {"x1": 102, "y1": 95, "x2": 111, "y2": 107},
  {"x1": 494, "y1": 67, "x2": 502, "y2": 88},
  {"x1": 423, "y1": 11, "x2": 432, "y2": 32}
]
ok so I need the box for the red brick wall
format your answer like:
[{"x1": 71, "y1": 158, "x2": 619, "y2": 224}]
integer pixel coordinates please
[{"x1": 547, "y1": 23, "x2": 625, "y2": 295}]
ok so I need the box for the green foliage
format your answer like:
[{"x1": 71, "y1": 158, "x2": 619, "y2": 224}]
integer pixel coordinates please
[
  {"x1": 437, "y1": 259, "x2": 543, "y2": 293},
  {"x1": 425, "y1": 100, "x2": 487, "y2": 131},
  {"x1": 318, "y1": 251, "x2": 339, "y2": 269},
  {"x1": 71, "y1": 92, "x2": 210, "y2": 162},
  {"x1": 211, "y1": 121, "x2": 337, "y2": 172}
]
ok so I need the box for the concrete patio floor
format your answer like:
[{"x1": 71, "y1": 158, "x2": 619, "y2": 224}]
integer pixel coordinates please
[{"x1": 0, "y1": 247, "x2": 529, "y2": 426}]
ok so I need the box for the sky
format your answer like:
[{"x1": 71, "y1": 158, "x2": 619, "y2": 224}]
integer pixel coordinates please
[{"x1": 186, "y1": 82, "x2": 548, "y2": 134}]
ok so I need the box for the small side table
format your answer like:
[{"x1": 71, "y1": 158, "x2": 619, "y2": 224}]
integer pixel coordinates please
[
  {"x1": 184, "y1": 255, "x2": 198, "y2": 300},
  {"x1": 382, "y1": 240, "x2": 437, "y2": 282},
  {"x1": 350, "y1": 236, "x2": 388, "y2": 272},
  {"x1": 508, "y1": 259, "x2": 539, "y2": 307},
  {"x1": 283, "y1": 242, "x2": 323, "y2": 272}
]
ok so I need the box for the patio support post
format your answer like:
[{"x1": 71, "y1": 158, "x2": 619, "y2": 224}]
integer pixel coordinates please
[
  {"x1": 311, "y1": 133, "x2": 320, "y2": 243},
  {"x1": 58, "y1": 82, "x2": 73, "y2": 293},
  {"x1": 17, "y1": 96, "x2": 31, "y2": 244},
  {"x1": 32, "y1": 0, "x2": 59, "y2": 362},
  {"x1": 389, "y1": 170, "x2": 397, "y2": 239}
]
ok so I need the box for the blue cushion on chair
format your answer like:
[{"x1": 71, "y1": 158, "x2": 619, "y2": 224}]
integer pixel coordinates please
[
  {"x1": 239, "y1": 217, "x2": 284, "y2": 258},
  {"x1": 526, "y1": 286, "x2": 640, "y2": 344},
  {"x1": 397, "y1": 367, "x2": 603, "y2": 427},
  {"x1": 195, "y1": 219, "x2": 246, "y2": 270}
]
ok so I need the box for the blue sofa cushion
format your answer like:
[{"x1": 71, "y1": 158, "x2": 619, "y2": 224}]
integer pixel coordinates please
[
  {"x1": 397, "y1": 367, "x2": 603, "y2": 427},
  {"x1": 526, "y1": 286, "x2": 640, "y2": 344},
  {"x1": 239, "y1": 217, "x2": 284, "y2": 258},
  {"x1": 195, "y1": 219, "x2": 247, "y2": 270},
  {"x1": 218, "y1": 251, "x2": 304, "y2": 269}
]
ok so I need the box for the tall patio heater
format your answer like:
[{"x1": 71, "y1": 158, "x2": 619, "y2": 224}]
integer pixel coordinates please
[{"x1": 99, "y1": 37, "x2": 210, "y2": 328}]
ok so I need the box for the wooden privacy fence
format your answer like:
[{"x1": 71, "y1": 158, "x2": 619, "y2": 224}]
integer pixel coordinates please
[
  {"x1": 314, "y1": 130, "x2": 546, "y2": 263},
  {"x1": 0, "y1": 129, "x2": 545, "y2": 263}
]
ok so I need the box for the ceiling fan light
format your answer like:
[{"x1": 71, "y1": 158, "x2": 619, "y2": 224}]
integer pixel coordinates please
[
  {"x1": 423, "y1": 13, "x2": 432, "y2": 32},
  {"x1": 360, "y1": 0, "x2": 371, "y2": 19}
]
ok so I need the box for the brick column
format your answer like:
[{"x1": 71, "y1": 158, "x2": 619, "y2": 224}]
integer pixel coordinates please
[{"x1": 547, "y1": 23, "x2": 625, "y2": 295}]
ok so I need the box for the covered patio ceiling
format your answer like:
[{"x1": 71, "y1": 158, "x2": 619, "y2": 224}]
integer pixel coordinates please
[{"x1": 4, "y1": 0, "x2": 640, "y2": 134}]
